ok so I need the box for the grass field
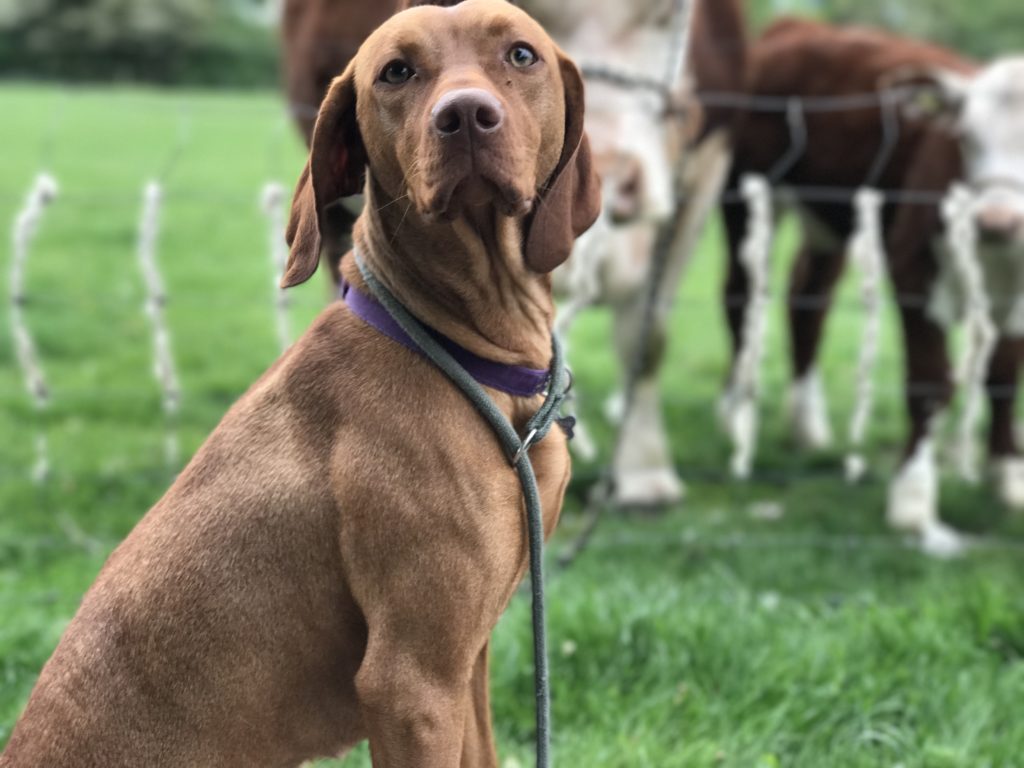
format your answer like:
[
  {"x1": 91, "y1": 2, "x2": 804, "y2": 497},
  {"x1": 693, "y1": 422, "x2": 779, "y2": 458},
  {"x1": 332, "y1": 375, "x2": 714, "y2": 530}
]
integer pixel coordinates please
[{"x1": 2, "y1": 83, "x2": 1024, "y2": 767}]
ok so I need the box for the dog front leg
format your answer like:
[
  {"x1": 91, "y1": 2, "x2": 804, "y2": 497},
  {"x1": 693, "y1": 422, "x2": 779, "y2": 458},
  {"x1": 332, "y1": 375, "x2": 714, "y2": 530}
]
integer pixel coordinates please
[
  {"x1": 460, "y1": 643, "x2": 498, "y2": 768},
  {"x1": 356, "y1": 638, "x2": 471, "y2": 767}
]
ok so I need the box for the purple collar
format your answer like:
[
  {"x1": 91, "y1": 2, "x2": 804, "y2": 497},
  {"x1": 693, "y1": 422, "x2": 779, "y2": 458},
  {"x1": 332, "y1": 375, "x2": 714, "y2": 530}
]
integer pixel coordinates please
[{"x1": 341, "y1": 280, "x2": 550, "y2": 398}]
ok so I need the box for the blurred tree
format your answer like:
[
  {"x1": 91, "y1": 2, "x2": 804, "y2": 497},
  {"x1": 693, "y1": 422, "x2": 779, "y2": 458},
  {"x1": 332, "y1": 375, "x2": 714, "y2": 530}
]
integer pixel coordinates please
[
  {"x1": 0, "y1": 0, "x2": 277, "y2": 85},
  {"x1": 749, "y1": 0, "x2": 1024, "y2": 59},
  {"x1": 0, "y1": 0, "x2": 1021, "y2": 85}
]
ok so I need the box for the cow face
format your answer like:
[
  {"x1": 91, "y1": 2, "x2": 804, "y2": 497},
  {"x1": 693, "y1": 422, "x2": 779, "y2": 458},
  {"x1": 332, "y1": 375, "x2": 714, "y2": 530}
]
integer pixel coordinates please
[
  {"x1": 959, "y1": 59, "x2": 1024, "y2": 244},
  {"x1": 924, "y1": 58, "x2": 1024, "y2": 245},
  {"x1": 583, "y1": 82, "x2": 680, "y2": 226}
]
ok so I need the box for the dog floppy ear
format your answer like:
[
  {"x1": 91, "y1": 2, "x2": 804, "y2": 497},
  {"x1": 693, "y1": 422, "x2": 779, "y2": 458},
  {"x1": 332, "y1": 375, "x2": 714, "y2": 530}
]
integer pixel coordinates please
[
  {"x1": 524, "y1": 52, "x2": 602, "y2": 273},
  {"x1": 283, "y1": 64, "x2": 366, "y2": 288}
]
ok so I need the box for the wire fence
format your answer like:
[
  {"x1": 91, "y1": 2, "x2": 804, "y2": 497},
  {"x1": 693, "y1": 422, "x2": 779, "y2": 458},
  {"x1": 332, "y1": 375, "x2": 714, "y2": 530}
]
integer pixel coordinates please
[{"x1": 2, "y1": 84, "x2": 1019, "y2": 499}]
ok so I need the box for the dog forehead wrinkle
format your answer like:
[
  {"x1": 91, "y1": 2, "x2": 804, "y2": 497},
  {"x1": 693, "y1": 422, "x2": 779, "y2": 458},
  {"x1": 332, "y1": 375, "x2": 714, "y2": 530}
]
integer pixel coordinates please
[
  {"x1": 450, "y1": 0, "x2": 547, "y2": 44},
  {"x1": 480, "y1": 16, "x2": 517, "y2": 41},
  {"x1": 368, "y1": 29, "x2": 429, "y2": 68}
]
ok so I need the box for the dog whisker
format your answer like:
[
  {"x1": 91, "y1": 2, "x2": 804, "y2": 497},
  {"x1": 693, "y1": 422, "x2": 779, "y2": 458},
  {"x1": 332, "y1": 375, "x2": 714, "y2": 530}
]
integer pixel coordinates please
[
  {"x1": 376, "y1": 193, "x2": 411, "y2": 213},
  {"x1": 389, "y1": 199, "x2": 414, "y2": 246}
]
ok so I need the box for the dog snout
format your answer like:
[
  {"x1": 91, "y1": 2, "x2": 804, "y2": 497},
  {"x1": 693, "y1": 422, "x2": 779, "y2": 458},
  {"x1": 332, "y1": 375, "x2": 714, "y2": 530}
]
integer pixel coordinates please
[
  {"x1": 431, "y1": 88, "x2": 505, "y2": 138},
  {"x1": 977, "y1": 205, "x2": 1024, "y2": 243}
]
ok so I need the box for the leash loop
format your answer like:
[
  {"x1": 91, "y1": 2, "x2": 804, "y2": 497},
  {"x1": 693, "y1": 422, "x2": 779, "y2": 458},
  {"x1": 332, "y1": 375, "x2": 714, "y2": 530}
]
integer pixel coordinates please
[
  {"x1": 352, "y1": 249, "x2": 565, "y2": 768},
  {"x1": 513, "y1": 429, "x2": 540, "y2": 466}
]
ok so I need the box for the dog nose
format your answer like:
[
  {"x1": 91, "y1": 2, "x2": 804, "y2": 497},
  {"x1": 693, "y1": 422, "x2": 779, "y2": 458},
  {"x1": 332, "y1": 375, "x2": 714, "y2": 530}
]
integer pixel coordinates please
[
  {"x1": 977, "y1": 206, "x2": 1024, "y2": 243},
  {"x1": 431, "y1": 88, "x2": 505, "y2": 138}
]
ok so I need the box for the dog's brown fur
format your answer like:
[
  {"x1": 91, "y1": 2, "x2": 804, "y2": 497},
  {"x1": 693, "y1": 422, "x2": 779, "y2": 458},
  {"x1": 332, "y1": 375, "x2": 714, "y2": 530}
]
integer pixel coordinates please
[{"x1": 1, "y1": 1, "x2": 599, "y2": 765}]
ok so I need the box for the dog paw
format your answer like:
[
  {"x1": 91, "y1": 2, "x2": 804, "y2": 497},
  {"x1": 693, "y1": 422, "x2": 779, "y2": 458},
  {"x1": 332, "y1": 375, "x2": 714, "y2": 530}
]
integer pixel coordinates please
[
  {"x1": 614, "y1": 466, "x2": 686, "y2": 508},
  {"x1": 726, "y1": 398, "x2": 758, "y2": 480},
  {"x1": 992, "y1": 457, "x2": 1024, "y2": 510},
  {"x1": 787, "y1": 371, "x2": 833, "y2": 451}
]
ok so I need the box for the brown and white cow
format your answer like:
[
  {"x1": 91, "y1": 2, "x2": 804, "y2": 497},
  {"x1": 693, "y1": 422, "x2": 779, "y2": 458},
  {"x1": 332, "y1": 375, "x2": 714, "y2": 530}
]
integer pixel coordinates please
[
  {"x1": 722, "y1": 18, "x2": 1024, "y2": 551},
  {"x1": 281, "y1": 0, "x2": 748, "y2": 506}
]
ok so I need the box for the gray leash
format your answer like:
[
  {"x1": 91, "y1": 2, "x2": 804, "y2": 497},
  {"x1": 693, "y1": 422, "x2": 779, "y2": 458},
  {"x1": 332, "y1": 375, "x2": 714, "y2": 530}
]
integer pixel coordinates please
[{"x1": 354, "y1": 251, "x2": 569, "y2": 768}]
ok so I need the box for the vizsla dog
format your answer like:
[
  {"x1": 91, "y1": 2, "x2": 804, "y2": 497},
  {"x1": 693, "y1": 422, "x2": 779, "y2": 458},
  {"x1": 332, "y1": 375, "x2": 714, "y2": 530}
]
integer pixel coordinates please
[
  {"x1": 282, "y1": 0, "x2": 748, "y2": 507},
  {"x1": 1, "y1": 0, "x2": 599, "y2": 765}
]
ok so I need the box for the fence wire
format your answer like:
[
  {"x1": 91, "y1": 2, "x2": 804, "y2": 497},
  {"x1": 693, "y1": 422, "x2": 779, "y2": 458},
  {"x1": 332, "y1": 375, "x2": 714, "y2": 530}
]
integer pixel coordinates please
[{"x1": 2, "y1": 84, "x2": 1021, "y2": 506}]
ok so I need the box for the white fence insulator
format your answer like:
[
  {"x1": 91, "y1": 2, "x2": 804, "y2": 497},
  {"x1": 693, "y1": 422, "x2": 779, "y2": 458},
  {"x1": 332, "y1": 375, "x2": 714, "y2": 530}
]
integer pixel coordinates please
[
  {"x1": 728, "y1": 174, "x2": 773, "y2": 479},
  {"x1": 10, "y1": 173, "x2": 58, "y2": 483},
  {"x1": 261, "y1": 182, "x2": 293, "y2": 353},
  {"x1": 555, "y1": 210, "x2": 607, "y2": 340},
  {"x1": 845, "y1": 188, "x2": 886, "y2": 483},
  {"x1": 136, "y1": 181, "x2": 181, "y2": 468},
  {"x1": 942, "y1": 184, "x2": 997, "y2": 484}
]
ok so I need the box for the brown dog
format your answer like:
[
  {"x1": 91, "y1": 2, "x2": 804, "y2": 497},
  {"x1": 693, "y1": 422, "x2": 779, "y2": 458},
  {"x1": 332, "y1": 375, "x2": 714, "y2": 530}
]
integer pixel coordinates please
[
  {"x1": 281, "y1": 0, "x2": 749, "y2": 507},
  {"x1": 0, "y1": 1, "x2": 599, "y2": 765}
]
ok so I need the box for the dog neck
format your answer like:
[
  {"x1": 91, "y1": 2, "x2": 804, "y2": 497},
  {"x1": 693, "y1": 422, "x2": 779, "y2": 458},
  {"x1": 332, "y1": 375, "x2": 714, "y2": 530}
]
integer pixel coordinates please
[{"x1": 347, "y1": 175, "x2": 555, "y2": 370}]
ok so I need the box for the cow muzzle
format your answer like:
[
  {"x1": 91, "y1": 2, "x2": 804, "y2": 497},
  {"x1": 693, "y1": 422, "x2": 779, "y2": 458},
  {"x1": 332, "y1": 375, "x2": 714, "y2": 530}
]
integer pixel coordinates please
[{"x1": 977, "y1": 205, "x2": 1024, "y2": 244}]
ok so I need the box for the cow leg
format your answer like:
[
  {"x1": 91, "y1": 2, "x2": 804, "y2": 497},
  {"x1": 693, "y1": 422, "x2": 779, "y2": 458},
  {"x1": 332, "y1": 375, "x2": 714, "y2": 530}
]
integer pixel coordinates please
[
  {"x1": 608, "y1": 136, "x2": 732, "y2": 506},
  {"x1": 785, "y1": 241, "x2": 846, "y2": 450},
  {"x1": 717, "y1": 183, "x2": 751, "y2": 434},
  {"x1": 886, "y1": 303, "x2": 963, "y2": 554},
  {"x1": 987, "y1": 335, "x2": 1024, "y2": 509},
  {"x1": 610, "y1": 289, "x2": 685, "y2": 507},
  {"x1": 720, "y1": 184, "x2": 749, "y2": 367}
]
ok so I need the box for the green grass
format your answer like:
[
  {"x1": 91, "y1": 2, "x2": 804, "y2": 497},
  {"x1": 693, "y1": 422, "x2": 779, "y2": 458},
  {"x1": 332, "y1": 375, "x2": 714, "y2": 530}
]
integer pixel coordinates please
[{"x1": 2, "y1": 83, "x2": 1023, "y2": 767}]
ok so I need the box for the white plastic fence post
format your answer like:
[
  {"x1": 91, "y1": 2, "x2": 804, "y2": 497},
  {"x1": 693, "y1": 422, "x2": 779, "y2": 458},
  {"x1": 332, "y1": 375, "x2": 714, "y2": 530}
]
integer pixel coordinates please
[
  {"x1": 728, "y1": 174, "x2": 773, "y2": 479},
  {"x1": 553, "y1": 208, "x2": 613, "y2": 463},
  {"x1": 845, "y1": 188, "x2": 885, "y2": 483},
  {"x1": 136, "y1": 181, "x2": 182, "y2": 468},
  {"x1": 261, "y1": 182, "x2": 293, "y2": 353},
  {"x1": 942, "y1": 183, "x2": 997, "y2": 484},
  {"x1": 10, "y1": 173, "x2": 58, "y2": 483}
]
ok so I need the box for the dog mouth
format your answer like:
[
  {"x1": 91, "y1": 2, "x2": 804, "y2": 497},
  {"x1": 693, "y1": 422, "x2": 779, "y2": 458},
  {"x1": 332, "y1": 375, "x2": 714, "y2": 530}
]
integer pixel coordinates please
[{"x1": 420, "y1": 169, "x2": 532, "y2": 222}]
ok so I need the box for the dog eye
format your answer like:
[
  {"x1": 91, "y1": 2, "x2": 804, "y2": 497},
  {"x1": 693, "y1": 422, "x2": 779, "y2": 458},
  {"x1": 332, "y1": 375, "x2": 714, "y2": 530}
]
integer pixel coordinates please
[
  {"x1": 507, "y1": 45, "x2": 538, "y2": 68},
  {"x1": 380, "y1": 60, "x2": 415, "y2": 85}
]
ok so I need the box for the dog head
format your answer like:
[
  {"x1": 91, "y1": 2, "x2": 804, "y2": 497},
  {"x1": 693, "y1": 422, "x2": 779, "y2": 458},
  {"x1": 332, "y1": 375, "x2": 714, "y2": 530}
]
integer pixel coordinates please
[{"x1": 283, "y1": 0, "x2": 601, "y2": 286}]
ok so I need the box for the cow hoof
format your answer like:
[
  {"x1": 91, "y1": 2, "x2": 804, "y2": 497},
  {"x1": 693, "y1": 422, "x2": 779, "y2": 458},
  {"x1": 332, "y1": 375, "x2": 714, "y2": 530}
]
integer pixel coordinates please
[
  {"x1": 568, "y1": 418, "x2": 598, "y2": 462},
  {"x1": 716, "y1": 387, "x2": 739, "y2": 436},
  {"x1": 993, "y1": 457, "x2": 1024, "y2": 510},
  {"x1": 886, "y1": 440, "x2": 938, "y2": 532},
  {"x1": 614, "y1": 466, "x2": 686, "y2": 508},
  {"x1": 787, "y1": 371, "x2": 832, "y2": 450},
  {"x1": 919, "y1": 520, "x2": 968, "y2": 559},
  {"x1": 604, "y1": 391, "x2": 625, "y2": 425},
  {"x1": 613, "y1": 377, "x2": 682, "y2": 506},
  {"x1": 993, "y1": 456, "x2": 1024, "y2": 509}
]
